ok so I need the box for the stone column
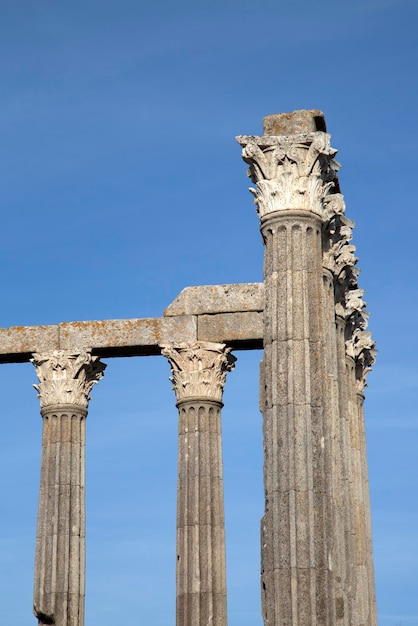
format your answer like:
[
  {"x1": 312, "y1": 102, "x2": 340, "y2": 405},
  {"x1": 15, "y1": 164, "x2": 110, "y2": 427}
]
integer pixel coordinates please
[
  {"x1": 161, "y1": 342, "x2": 235, "y2": 626},
  {"x1": 323, "y1": 192, "x2": 360, "y2": 624},
  {"x1": 336, "y1": 317, "x2": 356, "y2": 625},
  {"x1": 353, "y1": 330, "x2": 377, "y2": 626},
  {"x1": 322, "y1": 266, "x2": 346, "y2": 621},
  {"x1": 341, "y1": 290, "x2": 376, "y2": 626},
  {"x1": 31, "y1": 350, "x2": 106, "y2": 626},
  {"x1": 329, "y1": 194, "x2": 377, "y2": 626},
  {"x1": 237, "y1": 110, "x2": 341, "y2": 625}
]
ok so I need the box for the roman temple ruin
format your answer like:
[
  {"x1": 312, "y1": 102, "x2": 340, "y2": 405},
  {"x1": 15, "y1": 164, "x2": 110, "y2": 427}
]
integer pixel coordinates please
[{"x1": 0, "y1": 109, "x2": 376, "y2": 625}]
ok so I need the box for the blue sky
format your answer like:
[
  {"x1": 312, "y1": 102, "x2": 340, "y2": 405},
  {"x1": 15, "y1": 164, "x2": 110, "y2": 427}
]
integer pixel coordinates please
[{"x1": 0, "y1": 1, "x2": 417, "y2": 624}]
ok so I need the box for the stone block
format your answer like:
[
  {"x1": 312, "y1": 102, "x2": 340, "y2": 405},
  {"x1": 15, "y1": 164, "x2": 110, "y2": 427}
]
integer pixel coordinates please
[
  {"x1": 263, "y1": 109, "x2": 326, "y2": 136},
  {"x1": 197, "y1": 311, "x2": 263, "y2": 346},
  {"x1": 0, "y1": 324, "x2": 59, "y2": 362},
  {"x1": 164, "y1": 282, "x2": 264, "y2": 316},
  {"x1": 58, "y1": 316, "x2": 198, "y2": 355}
]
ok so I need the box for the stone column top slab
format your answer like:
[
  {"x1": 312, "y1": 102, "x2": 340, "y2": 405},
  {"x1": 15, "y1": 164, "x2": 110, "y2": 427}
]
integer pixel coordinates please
[
  {"x1": 164, "y1": 283, "x2": 264, "y2": 316},
  {"x1": 262, "y1": 109, "x2": 326, "y2": 135}
]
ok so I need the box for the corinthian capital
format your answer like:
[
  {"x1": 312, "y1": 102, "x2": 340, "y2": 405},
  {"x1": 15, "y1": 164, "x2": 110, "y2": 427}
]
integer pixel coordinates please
[
  {"x1": 31, "y1": 350, "x2": 106, "y2": 410},
  {"x1": 236, "y1": 131, "x2": 340, "y2": 218},
  {"x1": 161, "y1": 342, "x2": 236, "y2": 403}
]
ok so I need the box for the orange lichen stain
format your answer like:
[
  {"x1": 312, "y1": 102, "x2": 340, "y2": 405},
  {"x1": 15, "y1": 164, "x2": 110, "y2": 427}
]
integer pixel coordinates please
[
  {"x1": 151, "y1": 318, "x2": 162, "y2": 342},
  {"x1": 60, "y1": 321, "x2": 89, "y2": 328}
]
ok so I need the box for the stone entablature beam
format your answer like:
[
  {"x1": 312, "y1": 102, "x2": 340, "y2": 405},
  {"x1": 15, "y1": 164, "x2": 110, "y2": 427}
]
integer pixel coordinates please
[{"x1": 0, "y1": 284, "x2": 264, "y2": 362}]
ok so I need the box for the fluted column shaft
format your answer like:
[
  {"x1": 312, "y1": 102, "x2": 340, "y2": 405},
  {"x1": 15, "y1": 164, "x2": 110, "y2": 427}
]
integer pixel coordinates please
[
  {"x1": 322, "y1": 270, "x2": 348, "y2": 624},
  {"x1": 344, "y1": 306, "x2": 376, "y2": 626},
  {"x1": 31, "y1": 350, "x2": 105, "y2": 626},
  {"x1": 177, "y1": 398, "x2": 226, "y2": 624},
  {"x1": 355, "y1": 391, "x2": 377, "y2": 626},
  {"x1": 161, "y1": 342, "x2": 235, "y2": 626},
  {"x1": 260, "y1": 211, "x2": 334, "y2": 626},
  {"x1": 347, "y1": 353, "x2": 375, "y2": 626},
  {"x1": 335, "y1": 318, "x2": 356, "y2": 624},
  {"x1": 323, "y1": 187, "x2": 377, "y2": 624}
]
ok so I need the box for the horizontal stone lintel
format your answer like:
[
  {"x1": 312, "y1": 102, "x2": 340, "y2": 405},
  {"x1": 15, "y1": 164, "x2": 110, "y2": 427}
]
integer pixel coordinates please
[
  {"x1": 0, "y1": 284, "x2": 264, "y2": 362},
  {"x1": 59, "y1": 316, "x2": 199, "y2": 356},
  {"x1": 0, "y1": 314, "x2": 263, "y2": 363}
]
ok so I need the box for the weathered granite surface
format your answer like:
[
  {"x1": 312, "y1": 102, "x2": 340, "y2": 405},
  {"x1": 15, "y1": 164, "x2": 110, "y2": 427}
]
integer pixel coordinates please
[{"x1": 262, "y1": 109, "x2": 327, "y2": 135}]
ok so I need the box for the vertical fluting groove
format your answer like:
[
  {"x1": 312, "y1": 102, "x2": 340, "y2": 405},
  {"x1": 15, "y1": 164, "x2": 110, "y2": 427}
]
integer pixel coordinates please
[
  {"x1": 347, "y1": 375, "x2": 373, "y2": 626},
  {"x1": 336, "y1": 319, "x2": 355, "y2": 624},
  {"x1": 323, "y1": 270, "x2": 348, "y2": 625},
  {"x1": 311, "y1": 226, "x2": 333, "y2": 626},
  {"x1": 348, "y1": 361, "x2": 369, "y2": 626},
  {"x1": 305, "y1": 230, "x2": 317, "y2": 626},
  {"x1": 346, "y1": 357, "x2": 360, "y2": 626},
  {"x1": 356, "y1": 394, "x2": 377, "y2": 626},
  {"x1": 176, "y1": 400, "x2": 227, "y2": 626}
]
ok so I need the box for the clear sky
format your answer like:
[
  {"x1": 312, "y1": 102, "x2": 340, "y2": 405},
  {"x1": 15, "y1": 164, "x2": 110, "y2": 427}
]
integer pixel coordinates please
[{"x1": 0, "y1": 1, "x2": 417, "y2": 624}]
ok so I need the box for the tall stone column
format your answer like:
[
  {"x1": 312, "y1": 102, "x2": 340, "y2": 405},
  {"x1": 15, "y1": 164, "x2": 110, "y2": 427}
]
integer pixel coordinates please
[
  {"x1": 322, "y1": 266, "x2": 347, "y2": 622},
  {"x1": 352, "y1": 327, "x2": 377, "y2": 626},
  {"x1": 161, "y1": 342, "x2": 235, "y2": 626},
  {"x1": 340, "y1": 283, "x2": 376, "y2": 626},
  {"x1": 323, "y1": 192, "x2": 360, "y2": 624},
  {"x1": 237, "y1": 110, "x2": 342, "y2": 625},
  {"x1": 31, "y1": 350, "x2": 106, "y2": 626}
]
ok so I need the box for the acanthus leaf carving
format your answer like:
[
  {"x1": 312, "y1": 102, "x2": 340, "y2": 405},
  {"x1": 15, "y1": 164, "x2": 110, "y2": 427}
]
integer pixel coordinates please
[
  {"x1": 160, "y1": 341, "x2": 236, "y2": 403},
  {"x1": 237, "y1": 132, "x2": 340, "y2": 218},
  {"x1": 31, "y1": 350, "x2": 106, "y2": 410},
  {"x1": 322, "y1": 192, "x2": 347, "y2": 223},
  {"x1": 345, "y1": 288, "x2": 367, "y2": 317},
  {"x1": 323, "y1": 192, "x2": 373, "y2": 355},
  {"x1": 322, "y1": 193, "x2": 358, "y2": 275},
  {"x1": 353, "y1": 330, "x2": 377, "y2": 394}
]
